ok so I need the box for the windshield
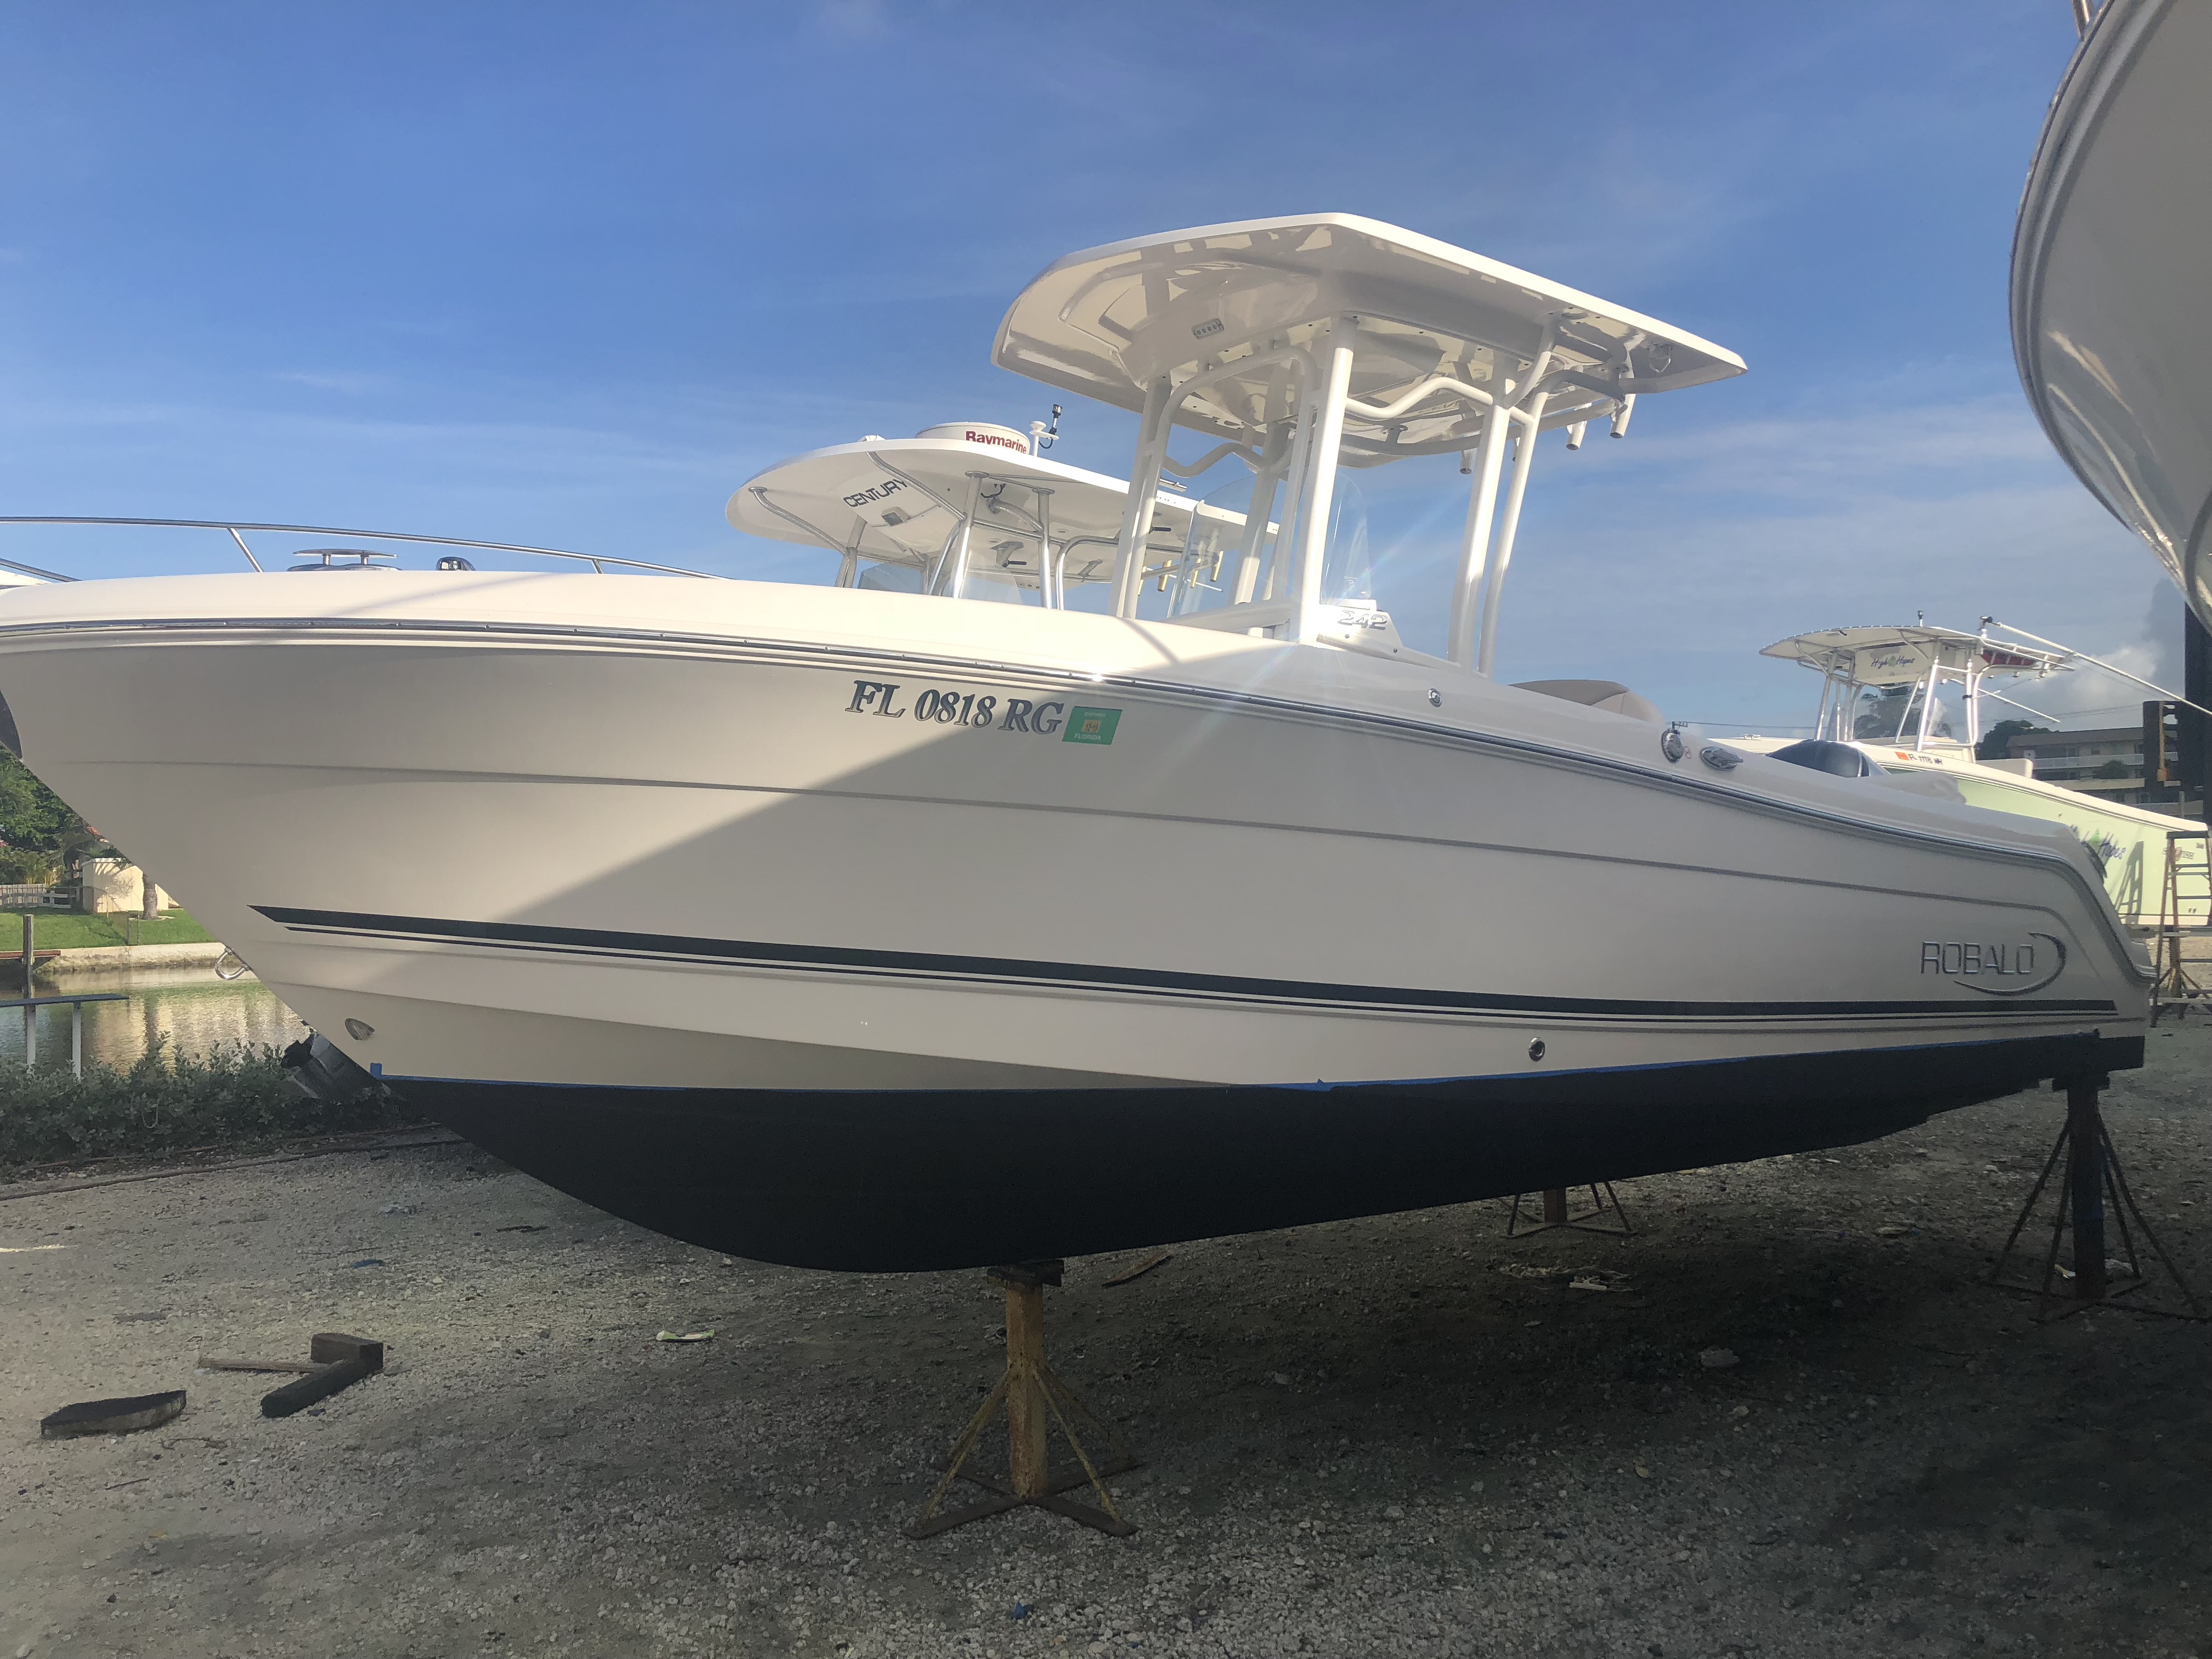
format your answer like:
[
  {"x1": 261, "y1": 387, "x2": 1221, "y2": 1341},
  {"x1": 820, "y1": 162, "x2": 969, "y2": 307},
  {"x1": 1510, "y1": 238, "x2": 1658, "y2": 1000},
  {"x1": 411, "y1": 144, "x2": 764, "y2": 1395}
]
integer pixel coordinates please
[{"x1": 1852, "y1": 682, "x2": 1960, "y2": 746}]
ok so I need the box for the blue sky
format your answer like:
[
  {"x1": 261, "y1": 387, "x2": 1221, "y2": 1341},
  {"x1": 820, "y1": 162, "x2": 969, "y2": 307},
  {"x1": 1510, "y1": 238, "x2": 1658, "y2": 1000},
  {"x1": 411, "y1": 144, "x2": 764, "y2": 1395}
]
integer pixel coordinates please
[{"x1": 0, "y1": 1, "x2": 2176, "y2": 733}]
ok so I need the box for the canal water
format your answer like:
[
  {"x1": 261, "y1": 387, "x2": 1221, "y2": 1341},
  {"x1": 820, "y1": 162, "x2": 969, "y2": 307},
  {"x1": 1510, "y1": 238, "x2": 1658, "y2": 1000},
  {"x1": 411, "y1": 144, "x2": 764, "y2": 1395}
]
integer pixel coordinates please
[{"x1": 0, "y1": 966, "x2": 309, "y2": 1073}]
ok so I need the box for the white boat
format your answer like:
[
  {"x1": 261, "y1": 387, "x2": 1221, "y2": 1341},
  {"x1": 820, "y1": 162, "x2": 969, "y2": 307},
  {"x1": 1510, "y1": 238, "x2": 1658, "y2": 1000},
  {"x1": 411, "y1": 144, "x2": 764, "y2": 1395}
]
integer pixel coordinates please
[
  {"x1": 0, "y1": 214, "x2": 2149, "y2": 1269},
  {"x1": 1747, "y1": 623, "x2": 2203, "y2": 927},
  {"x1": 725, "y1": 420, "x2": 1248, "y2": 608},
  {"x1": 2015, "y1": 0, "x2": 2212, "y2": 629}
]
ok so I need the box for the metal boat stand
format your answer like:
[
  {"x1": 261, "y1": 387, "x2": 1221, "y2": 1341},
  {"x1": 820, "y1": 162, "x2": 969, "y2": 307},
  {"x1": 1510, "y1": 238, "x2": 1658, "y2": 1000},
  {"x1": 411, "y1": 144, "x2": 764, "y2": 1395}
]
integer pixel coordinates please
[
  {"x1": 1506, "y1": 1184, "x2": 1633, "y2": 1239},
  {"x1": 906, "y1": 1259, "x2": 1139, "y2": 1539},
  {"x1": 1990, "y1": 1075, "x2": 2208, "y2": 1322}
]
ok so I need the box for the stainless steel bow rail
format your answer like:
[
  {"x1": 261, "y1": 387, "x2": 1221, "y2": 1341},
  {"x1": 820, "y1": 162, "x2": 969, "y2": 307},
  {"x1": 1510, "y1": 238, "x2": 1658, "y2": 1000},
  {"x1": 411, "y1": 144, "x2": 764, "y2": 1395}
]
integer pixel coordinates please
[{"x1": 0, "y1": 517, "x2": 724, "y2": 581}]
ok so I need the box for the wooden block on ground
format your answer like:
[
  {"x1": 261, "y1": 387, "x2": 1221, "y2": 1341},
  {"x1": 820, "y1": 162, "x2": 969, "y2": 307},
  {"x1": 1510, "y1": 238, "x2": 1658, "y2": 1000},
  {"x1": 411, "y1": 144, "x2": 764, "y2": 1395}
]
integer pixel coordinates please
[{"x1": 41, "y1": 1390, "x2": 187, "y2": 1438}]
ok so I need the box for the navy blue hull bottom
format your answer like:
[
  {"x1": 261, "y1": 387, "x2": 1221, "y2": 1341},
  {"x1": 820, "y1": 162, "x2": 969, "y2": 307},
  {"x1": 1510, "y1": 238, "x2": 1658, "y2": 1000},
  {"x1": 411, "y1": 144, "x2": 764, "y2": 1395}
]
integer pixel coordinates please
[{"x1": 396, "y1": 1031, "x2": 2138, "y2": 1272}]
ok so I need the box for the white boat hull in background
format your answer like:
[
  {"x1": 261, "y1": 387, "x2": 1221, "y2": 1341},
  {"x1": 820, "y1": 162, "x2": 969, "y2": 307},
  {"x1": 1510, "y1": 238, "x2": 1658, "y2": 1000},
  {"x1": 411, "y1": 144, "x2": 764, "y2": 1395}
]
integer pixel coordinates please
[
  {"x1": 2015, "y1": 0, "x2": 2212, "y2": 627},
  {"x1": 1733, "y1": 737, "x2": 2203, "y2": 928},
  {"x1": 0, "y1": 573, "x2": 2149, "y2": 1267}
]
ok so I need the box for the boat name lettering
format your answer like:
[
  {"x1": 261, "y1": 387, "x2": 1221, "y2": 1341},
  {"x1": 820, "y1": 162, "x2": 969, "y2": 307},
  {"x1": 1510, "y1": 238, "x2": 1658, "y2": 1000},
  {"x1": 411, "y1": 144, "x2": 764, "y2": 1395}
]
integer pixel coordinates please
[
  {"x1": 1925, "y1": 931, "x2": 2066, "y2": 995},
  {"x1": 844, "y1": 680, "x2": 1115, "y2": 743},
  {"x1": 1920, "y1": 941, "x2": 2034, "y2": 978},
  {"x1": 840, "y1": 479, "x2": 910, "y2": 509}
]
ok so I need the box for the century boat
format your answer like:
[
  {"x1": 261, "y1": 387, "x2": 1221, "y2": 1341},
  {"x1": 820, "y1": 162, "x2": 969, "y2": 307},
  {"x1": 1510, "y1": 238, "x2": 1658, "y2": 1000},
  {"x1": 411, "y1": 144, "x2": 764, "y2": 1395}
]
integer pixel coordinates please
[
  {"x1": 0, "y1": 215, "x2": 2150, "y2": 1269},
  {"x1": 1746, "y1": 623, "x2": 2204, "y2": 927}
]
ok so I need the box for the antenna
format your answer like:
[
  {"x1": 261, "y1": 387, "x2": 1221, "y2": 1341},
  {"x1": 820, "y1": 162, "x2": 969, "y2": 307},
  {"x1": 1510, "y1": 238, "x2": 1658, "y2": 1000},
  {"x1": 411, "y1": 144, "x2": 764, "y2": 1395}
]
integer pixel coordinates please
[{"x1": 1030, "y1": 405, "x2": 1062, "y2": 454}]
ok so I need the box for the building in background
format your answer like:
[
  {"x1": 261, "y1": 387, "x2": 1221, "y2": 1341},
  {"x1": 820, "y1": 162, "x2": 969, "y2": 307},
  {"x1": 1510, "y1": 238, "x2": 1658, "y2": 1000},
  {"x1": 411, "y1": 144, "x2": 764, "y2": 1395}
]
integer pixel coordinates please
[
  {"x1": 79, "y1": 857, "x2": 176, "y2": 914},
  {"x1": 2005, "y1": 724, "x2": 2202, "y2": 816}
]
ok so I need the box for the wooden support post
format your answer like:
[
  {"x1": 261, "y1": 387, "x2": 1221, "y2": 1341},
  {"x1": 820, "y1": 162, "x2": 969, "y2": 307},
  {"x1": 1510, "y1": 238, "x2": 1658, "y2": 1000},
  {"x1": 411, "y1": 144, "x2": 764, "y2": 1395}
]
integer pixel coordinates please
[
  {"x1": 2066, "y1": 1079, "x2": 2107, "y2": 1301},
  {"x1": 907, "y1": 1260, "x2": 1139, "y2": 1539},
  {"x1": 19, "y1": 911, "x2": 30, "y2": 995},
  {"x1": 1003, "y1": 1279, "x2": 1048, "y2": 1500},
  {"x1": 1506, "y1": 1182, "x2": 1633, "y2": 1239}
]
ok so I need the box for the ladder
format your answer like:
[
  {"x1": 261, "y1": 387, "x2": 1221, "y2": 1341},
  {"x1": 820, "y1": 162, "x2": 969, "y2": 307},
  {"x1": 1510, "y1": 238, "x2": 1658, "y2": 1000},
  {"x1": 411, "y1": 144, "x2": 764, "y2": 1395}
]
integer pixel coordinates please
[{"x1": 2149, "y1": 828, "x2": 2211, "y2": 1024}]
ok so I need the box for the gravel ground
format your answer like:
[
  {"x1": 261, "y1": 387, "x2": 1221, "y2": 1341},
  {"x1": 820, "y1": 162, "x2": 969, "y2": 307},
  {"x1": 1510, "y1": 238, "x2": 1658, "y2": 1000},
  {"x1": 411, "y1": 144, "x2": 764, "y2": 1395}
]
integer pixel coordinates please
[{"x1": 3, "y1": 1024, "x2": 2209, "y2": 1659}]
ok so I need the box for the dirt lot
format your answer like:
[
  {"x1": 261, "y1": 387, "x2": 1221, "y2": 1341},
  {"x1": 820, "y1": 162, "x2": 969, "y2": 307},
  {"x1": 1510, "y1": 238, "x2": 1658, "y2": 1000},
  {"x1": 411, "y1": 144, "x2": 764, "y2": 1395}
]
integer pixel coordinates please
[{"x1": 4, "y1": 1024, "x2": 2209, "y2": 1659}]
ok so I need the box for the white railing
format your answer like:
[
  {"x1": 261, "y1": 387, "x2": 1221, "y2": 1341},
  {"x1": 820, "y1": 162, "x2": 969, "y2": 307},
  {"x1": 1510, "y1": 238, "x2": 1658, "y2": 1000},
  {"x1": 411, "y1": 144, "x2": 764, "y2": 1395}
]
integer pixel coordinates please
[
  {"x1": 1, "y1": 993, "x2": 128, "y2": 1076},
  {"x1": 0, "y1": 517, "x2": 724, "y2": 582}
]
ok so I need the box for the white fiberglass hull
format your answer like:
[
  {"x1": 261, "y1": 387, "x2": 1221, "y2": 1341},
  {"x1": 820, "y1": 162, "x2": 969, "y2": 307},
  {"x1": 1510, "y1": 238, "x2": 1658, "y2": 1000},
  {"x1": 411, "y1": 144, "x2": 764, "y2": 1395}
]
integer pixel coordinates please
[
  {"x1": 2015, "y1": 0, "x2": 2212, "y2": 625},
  {"x1": 0, "y1": 573, "x2": 2148, "y2": 1266}
]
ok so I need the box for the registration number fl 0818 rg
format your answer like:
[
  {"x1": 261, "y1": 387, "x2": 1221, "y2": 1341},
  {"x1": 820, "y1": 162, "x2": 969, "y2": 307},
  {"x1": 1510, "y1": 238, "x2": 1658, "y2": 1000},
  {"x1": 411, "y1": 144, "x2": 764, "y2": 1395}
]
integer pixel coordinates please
[{"x1": 844, "y1": 679, "x2": 1121, "y2": 745}]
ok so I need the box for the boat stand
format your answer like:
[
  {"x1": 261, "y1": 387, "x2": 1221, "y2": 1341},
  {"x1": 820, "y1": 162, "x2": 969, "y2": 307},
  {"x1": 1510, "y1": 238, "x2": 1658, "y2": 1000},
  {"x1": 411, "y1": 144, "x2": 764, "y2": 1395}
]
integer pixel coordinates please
[
  {"x1": 1506, "y1": 1183, "x2": 1632, "y2": 1239},
  {"x1": 1990, "y1": 1075, "x2": 2208, "y2": 1322},
  {"x1": 906, "y1": 1259, "x2": 1139, "y2": 1539}
]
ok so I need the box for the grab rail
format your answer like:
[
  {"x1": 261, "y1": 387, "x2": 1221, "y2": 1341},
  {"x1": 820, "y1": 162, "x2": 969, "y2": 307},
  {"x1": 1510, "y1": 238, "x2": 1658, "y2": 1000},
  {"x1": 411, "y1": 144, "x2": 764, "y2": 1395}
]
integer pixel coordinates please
[{"x1": 0, "y1": 517, "x2": 725, "y2": 582}]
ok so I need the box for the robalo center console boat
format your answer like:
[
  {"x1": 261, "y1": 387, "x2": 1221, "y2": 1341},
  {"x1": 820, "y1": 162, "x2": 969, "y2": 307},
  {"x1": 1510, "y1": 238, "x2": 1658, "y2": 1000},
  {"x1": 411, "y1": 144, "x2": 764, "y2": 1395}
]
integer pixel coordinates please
[{"x1": 0, "y1": 215, "x2": 2149, "y2": 1269}]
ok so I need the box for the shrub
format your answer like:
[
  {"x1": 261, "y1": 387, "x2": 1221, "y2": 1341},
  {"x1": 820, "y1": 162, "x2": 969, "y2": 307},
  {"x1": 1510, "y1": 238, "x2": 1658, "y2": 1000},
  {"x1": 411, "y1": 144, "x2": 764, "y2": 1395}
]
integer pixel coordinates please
[
  {"x1": 0, "y1": 1041, "x2": 422, "y2": 1173},
  {"x1": 0, "y1": 847, "x2": 59, "y2": 885}
]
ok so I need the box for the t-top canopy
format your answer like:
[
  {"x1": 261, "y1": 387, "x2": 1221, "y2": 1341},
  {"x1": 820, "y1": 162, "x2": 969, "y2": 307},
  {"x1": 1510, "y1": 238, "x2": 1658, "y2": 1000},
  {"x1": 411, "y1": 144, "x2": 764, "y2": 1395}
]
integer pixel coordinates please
[
  {"x1": 992, "y1": 213, "x2": 1745, "y2": 466},
  {"x1": 1762, "y1": 625, "x2": 2068, "y2": 687},
  {"x1": 728, "y1": 434, "x2": 1224, "y2": 595}
]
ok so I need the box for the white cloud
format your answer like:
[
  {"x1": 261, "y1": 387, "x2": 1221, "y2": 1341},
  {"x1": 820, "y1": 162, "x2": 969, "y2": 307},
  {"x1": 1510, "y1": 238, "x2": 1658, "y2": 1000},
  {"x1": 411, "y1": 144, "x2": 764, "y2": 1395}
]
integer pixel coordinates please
[{"x1": 1355, "y1": 387, "x2": 2192, "y2": 734}]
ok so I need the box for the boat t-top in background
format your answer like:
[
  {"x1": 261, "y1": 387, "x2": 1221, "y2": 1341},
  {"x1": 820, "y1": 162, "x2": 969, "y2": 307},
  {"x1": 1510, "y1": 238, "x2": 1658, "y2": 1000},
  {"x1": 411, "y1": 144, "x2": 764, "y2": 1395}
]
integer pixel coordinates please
[
  {"x1": 0, "y1": 214, "x2": 2150, "y2": 1271},
  {"x1": 1747, "y1": 622, "x2": 2204, "y2": 925},
  {"x1": 727, "y1": 421, "x2": 1251, "y2": 608}
]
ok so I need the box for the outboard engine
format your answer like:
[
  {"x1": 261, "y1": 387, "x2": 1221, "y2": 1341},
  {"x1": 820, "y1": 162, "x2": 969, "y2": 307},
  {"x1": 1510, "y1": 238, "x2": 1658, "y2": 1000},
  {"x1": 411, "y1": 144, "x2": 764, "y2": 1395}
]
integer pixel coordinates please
[{"x1": 280, "y1": 1031, "x2": 386, "y2": 1107}]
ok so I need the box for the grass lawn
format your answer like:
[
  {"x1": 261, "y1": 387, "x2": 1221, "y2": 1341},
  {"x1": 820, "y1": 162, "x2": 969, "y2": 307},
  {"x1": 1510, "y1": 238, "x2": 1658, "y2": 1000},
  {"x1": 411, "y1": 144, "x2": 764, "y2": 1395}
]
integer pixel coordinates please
[{"x1": 0, "y1": 910, "x2": 219, "y2": 949}]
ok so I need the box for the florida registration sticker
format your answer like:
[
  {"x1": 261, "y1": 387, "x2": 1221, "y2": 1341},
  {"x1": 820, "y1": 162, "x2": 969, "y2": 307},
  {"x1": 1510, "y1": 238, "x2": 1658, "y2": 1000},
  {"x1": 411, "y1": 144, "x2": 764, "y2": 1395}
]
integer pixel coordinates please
[{"x1": 1062, "y1": 706, "x2": 1120, "y2": 746}]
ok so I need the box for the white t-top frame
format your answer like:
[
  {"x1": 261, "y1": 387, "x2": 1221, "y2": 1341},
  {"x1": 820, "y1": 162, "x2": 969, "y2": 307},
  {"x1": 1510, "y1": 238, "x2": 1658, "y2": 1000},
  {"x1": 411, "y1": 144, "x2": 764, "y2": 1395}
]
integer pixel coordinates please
[{"x1": 993, "y1": 215, "x2": 1746, "y2": 673}]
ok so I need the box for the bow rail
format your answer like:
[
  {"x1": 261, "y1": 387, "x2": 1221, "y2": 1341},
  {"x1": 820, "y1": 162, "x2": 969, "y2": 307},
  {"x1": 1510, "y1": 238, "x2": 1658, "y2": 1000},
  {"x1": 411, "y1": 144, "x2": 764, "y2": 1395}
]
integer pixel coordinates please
[{"x1": 0, "y1": 517, "x2": 724, "y2": 582}]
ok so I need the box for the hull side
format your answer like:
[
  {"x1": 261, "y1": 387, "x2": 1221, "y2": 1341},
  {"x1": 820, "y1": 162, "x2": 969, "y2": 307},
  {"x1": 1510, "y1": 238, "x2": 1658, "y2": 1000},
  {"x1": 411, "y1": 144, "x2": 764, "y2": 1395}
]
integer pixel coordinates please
[{"x1": 0, "y1": 573, "x2": 2154, "y2": 1265}]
